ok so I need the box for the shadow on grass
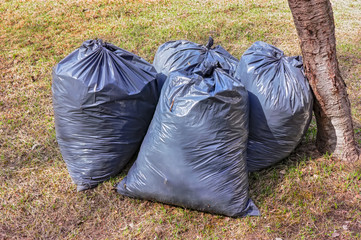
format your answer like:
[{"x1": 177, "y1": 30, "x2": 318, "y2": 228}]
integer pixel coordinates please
[
  {"x1": 248, "y1": 138, "x2": 322, "y2": 205},
  {"x1": 248, "y1": 117, "x2": 361, "y2": 220}
]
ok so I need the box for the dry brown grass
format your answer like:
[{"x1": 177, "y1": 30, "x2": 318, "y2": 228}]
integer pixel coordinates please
[{"x1": 1, "y1": 0, "x2": 361, "y2": 239}]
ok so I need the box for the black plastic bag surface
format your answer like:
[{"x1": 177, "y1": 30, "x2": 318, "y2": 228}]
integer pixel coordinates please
[
  {"x1": 153, "y1": 37, "x2": 238, "y2": 76},
  {"x1": 235, "y1": 41, "x2": 313, "y2": 172},
  {"x1": 52, "y1": 39, "x2": 160, "y2": 191},
  {"x1": 117, "y1": 62, "x2": 260, "y2": 217}
]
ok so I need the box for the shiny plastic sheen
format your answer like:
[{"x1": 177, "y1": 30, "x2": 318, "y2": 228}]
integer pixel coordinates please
[
  {"x1": 117, "y1": 63, "x2": 260, "y2": 217},
  {"x1": 153, "y1": 37, "x2": 238, "y2": 76},
  {"x1": 235, "y1": 41, "x2": 313, "y2": 172},
  {"x1": 52, "y1": 39, "x2": 160, "y2": 191}
]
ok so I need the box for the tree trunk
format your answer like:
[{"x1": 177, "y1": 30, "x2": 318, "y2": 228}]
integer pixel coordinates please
[{"x1": 288, "y1": 0, "x2": 359, "y2": 161}]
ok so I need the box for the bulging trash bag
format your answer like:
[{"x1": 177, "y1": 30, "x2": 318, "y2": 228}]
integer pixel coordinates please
[
  {"x1": 235, "y1": 41, "x2": 313, "y2": 172},
  {"x1": 117, "y1": 62, "x2": 260, "y2": 217},
  {"x1": 52, "y1": 39, "x2": 161, "y2": 191},
  {"x1": 153, "y1": 37, "x2": 238, "y2": 76}
]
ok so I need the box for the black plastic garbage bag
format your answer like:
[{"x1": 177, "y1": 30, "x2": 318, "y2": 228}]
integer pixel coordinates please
[
  {"x1": 117, "y1": 62, "x2": 260, "y2": 217},
  {"x1": 52, "y1": 39, "x2": 161, "y2": 191},
  {"x1": 234, "y1": 41, "x2": 313, "y2": 172},
  {"x1": 153, "y1": 37, "x2": 238, "y2": 77}
]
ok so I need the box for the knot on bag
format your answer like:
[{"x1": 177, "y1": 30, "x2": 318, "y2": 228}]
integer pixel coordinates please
[{"x1": 193, "y1": 61, "x2": 221, "y2": 77}]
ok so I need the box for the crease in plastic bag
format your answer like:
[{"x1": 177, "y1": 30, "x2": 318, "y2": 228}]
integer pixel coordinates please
[
  {"x1": 117, "y1": 61, "x2": 260, "y2": 217},
  {"x1": 52, "y1": 39, "x2": 161, "y2": 191},
  {"x1": 234, "y1": 41, "x2": 313, "y2": 172},
  {"x1": 153, "y1": 37, "x2": 239, "y2": 77}
]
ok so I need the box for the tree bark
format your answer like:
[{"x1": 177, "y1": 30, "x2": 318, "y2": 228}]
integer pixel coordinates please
[{"x1": 288, "y1": 0, "x2": 359, "y2": 161}]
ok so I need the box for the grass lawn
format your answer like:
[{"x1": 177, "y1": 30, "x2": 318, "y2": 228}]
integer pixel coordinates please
[{"x1": 1, "y1": 0, "x2": 361, "y2": 239}]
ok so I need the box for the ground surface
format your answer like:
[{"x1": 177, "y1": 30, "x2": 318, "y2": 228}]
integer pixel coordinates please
[{"x1": 1, "y1": 0, "x2": 361, "y2": 239}]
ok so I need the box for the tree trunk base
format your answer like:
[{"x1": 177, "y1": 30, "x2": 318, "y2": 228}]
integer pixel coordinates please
[{"x1": 288, "y1": 0, "x2": 360, "y2": 162}]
